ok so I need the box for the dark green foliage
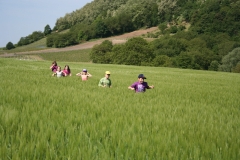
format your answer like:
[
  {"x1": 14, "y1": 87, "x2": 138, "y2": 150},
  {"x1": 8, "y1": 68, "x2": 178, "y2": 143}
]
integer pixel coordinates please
[
  {"x1": 190, "y1": 0, "x2": 240, "y2": 37},
  {"x1": 90, "y1": 40, "x2": 113, "y2": 63},
  {"x1": 158, "y1": 23, "x2": 167, "y2": 33},
  {"x1": 150, "y1": 37, "x2": 188, "y2": 57},
  {"x1": 44, "y1": 24, "x2": 52, "y2": 36},
  {"x1": 176, "y1": 52, "x2": 194, "y2": 69},
  {"x1": 209, "y1": 60, "x2": 220, "y2": 71},
  {"x1": 169, "y1": 26, "x2": 178, "y2": 34},
  {"x1": 153, "y1": 55, "x2": 172, "y2": 67},
  {"x1": 55, "y1": 32, "x2": 78, "y2": 48},
  {"x1": 6, "y1": 42, "x2": 15, "y2": 50},
  {"x1": 112, "y1": 44, "x2": 128, "y2": 64},
  {"x1": 17, "y1": 31, "x2": 44, "y2": 46},
  {"x1": 219, "y1": 47, "x2": 240, "y2": 72},
  {"x1": 46, "y1": 34, "x2": 57, "y2": 47},
  {"x1": 124, "y1": 37, "x2": 154, "y2": 65},
  {"x1": 232, "y1": 63, "x2": 240, "y2": 73},
  {"x1": 93, "y1": 17, "x2": 108, "y2": 38}
]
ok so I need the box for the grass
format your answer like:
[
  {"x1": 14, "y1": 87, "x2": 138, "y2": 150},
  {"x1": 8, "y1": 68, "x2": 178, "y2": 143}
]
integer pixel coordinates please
[
  {"x1": 0, "y1": 58, "x2": 240, "y2": 159},
  {"x1": 0, "y1": 29, "x2": 70, "y2": 55},
  {"x1": 0, "y1": 38, "x2": 48, "y2": 55},
  {"x1": 38, "y1": 49, "x2": 92, "y2": 62}
]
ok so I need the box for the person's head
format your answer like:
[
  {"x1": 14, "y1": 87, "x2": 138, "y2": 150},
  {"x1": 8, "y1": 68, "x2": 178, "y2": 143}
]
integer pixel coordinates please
[
  {"x1": 105, "y1": 71, "x2": 111, "y2": 79},
  {"x1": 57, "y1": 66, "x2": 61, "y2": 71},
  {"x1": 52, "y1": 61, "x2": 57, "y2": 66},
  {"x1": 138, "y1": 74, "x2": 146, "y2": 83},
  {"x1": 64, "y1": 65, "x2": 70, "y2": 71},
  {"x1": 82, "y1": 69, "x2": 88, "y2": 75}
]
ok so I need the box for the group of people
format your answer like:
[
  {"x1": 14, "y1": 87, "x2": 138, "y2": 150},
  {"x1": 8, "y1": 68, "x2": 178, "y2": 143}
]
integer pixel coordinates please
[{"x1": 50, "y1": 61, "x2": 154, "y2": 93}]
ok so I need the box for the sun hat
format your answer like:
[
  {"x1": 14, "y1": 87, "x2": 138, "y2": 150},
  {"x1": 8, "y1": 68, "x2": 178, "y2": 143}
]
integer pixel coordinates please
[
  {"x1": 138, "y1": 74, "x2": 146, "y2": 79},
  {"x1": 105, "y1": 71, "x2": 111, "y2": 74},
  {"x1": 82, "y1": 69, "x2": 87, "y2": 72}
]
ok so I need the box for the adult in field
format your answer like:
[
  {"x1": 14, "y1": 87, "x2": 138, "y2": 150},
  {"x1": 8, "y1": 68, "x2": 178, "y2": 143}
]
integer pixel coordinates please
[
  {"x1": 50, "y1": 61, "x2": 58, "y2": 73},
  {"x1": 128, "y1": 74, "x2": 154, "y2": 92},
  {"x1": 98, "y1": 71, "x2": 111, "y2": 87},
  {"x1": 62, "y1": 65, "x2": 72, "y2": 76},
  {"x1": 76, "y1": 69, "x2": 92, "y2": 81}
]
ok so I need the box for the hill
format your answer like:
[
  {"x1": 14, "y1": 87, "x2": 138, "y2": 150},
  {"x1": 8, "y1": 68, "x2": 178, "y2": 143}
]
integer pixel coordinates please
[
  {"x1": 2, "y1": 0, "x2": 240, "y2": 72},
  {"x1": 0, "y1": 27, "x2": 158, "y2": 56}
]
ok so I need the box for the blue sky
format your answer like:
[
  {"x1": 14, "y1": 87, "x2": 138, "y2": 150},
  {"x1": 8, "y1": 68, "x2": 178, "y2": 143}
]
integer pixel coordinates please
[{"x1": 0, "y1": 0, "x2": 93, "y2": 47}]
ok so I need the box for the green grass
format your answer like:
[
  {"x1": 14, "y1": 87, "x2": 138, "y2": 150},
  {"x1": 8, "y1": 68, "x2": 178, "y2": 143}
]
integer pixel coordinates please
[
  {"x1": 0, "y1": 29, "x2": 70, "y2": 55},
  {"x1": 38, "y1": 49, "x2": 92, "y2": 62},
  {"x1": 0, "y1": 58, "x2": 240, "y2": 159},
  {"x1": 0, "y1": 38, "x2": 48, "y2": 54}
]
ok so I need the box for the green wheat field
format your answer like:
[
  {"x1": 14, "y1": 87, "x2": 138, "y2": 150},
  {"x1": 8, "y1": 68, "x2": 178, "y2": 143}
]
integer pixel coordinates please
[{"x1": 0, "y1": 58, "x2": 239, "y2": 159}]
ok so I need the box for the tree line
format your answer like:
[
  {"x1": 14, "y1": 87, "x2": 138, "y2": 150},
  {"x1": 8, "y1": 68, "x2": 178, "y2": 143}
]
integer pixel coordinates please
[
  {"x1": 90, "y1": 35, "x2": 240, "y2": 72},
  {"x1": 5, "y1": 25, "x2": 52, "y2": 50}
]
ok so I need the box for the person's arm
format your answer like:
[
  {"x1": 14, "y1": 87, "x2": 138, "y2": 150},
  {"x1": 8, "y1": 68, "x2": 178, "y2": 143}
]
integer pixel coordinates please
[
  {"x1": 52, "y1": 72, "x2": 56, "y2": 76},
  {"x1": 128, "y1": 86, "x2": 135, "y2": 90},
  {"x1": 108, "y1": 79, "x2": 112, "y2": 87},
  {"x1": 148, "y1": 85, "x2": 154, "y2": 89},
  {"x1": 76, "y1": 72, "x2": 82, "y2": 76},
  {"x1": 98, "y1": 78, "x2": 103, "y2": 87},
  {"x1": 87, "y1": 73, "x2": 92, "y2": 77},
  {"x1": 146, "y1": 83, "x2": 154, "y2": 89},
  {"x1": 98, "y1": 78, "x2": 105, "y2": 87},
  {"x1": 128, "y1": 83, "x2": 135, "y2": 91}
]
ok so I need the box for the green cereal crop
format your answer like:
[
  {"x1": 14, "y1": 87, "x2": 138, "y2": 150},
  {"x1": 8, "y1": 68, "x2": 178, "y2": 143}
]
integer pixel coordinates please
[{"x1": 0, "y1": 58, "x2": 239, "y2": 159}]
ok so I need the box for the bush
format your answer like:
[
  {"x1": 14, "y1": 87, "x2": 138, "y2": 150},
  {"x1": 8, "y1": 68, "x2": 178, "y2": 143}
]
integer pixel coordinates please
[
  {"x1": 6, "y1": 42, "x2": 15, "y2": 50},
  {"x1": 219, "y1": 47, "x2": 240, "y2": 72}
]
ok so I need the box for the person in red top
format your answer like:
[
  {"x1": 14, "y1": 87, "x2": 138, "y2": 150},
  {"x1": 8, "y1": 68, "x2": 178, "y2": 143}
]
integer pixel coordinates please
[
  {"x1": 62, "y1": 65, "x2": 72, "y2": 76},
  {"x1": 50, "y1": 61, "x2": 58, "y2": 73}
]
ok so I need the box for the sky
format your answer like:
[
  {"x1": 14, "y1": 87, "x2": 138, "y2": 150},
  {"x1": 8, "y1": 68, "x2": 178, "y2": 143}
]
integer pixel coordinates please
[{"x1": 0, "y1": 0, "x2": 93, "y2": 47}]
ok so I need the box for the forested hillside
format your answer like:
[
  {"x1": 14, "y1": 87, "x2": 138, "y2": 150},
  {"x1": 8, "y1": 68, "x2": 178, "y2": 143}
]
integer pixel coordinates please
[{"x1": 12, "y1": 0, "x2": 240, "y2": 72}]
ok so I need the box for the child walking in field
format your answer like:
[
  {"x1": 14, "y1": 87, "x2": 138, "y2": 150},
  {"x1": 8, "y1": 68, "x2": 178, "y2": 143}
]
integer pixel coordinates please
[
  {"x1": 98, "y1": 71, "x2": 111, "y2": 87},
  {"x1": 52, "y1": 66, "x2": 63, "y2": 77},
  {"x1": 128, "y1": 74, "x2": 154, "y2": 92},
  {"x1": 62, "y1": 65, "x2": 72, "y2": 76},
  {"x1": 50, "y1": 61, "x2": 58, "y2": 73},
  {"x1": 76, "y1": 69, "x2": 92, "y2": 81}
]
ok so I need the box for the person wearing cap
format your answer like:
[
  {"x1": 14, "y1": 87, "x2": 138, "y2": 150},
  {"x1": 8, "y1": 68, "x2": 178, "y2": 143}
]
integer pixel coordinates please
[
  {"x1": 98, "y1": 71, "x2": 112, "y2": 87},
  {"x1": 76, "y1": 69, "x2": 92, "y2": 81},
  {"x1": 128, "y1": 74, "x2": 154, "y2": 92}
]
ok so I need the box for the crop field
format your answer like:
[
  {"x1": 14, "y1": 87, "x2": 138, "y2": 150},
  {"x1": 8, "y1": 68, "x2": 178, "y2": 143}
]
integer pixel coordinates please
[{"x1": 0, "y1": 58, "x2": 240, "y2": 159}]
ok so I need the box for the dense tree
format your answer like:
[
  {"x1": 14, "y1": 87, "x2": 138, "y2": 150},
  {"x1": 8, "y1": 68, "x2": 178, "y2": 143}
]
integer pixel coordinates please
[
  {"x1": 219, "y1": 47, "x2": 240, "y2": 72},
  {"x1": 6, "y1": 42, "x2": 15, "y2": 50},
  {"x1": 90, "y1": 40, "x2": 113, "y2": 63},
  {"x1": 44, "y1": 24, "x2": 52, "y2": 36}
]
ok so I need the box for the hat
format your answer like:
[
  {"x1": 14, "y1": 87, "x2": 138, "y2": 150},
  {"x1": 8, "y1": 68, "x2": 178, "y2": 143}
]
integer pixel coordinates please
[
  {"x1": 105, "y1": 71, "x2": 111, "y2": 74},
  {"x1": 82, "y1": 69, "x2": 87, "y2": 72},
  {"x1": 138, "y1": 74, "x2": 146, "y2": 79}
]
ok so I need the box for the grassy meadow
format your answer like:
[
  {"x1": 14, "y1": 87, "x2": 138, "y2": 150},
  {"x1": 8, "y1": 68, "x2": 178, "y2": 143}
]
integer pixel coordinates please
[{"x1": 0, "y1": 58, "x2": 240, "y2": 159}]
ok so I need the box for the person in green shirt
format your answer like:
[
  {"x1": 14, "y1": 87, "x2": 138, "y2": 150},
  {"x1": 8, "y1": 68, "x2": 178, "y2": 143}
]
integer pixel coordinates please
[{"x1": 98, "y1": 71, "x2": 112, "y2": 87}]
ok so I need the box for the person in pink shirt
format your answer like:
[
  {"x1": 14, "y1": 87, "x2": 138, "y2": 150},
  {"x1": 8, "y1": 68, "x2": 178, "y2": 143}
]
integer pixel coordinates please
[
  {"x1": 50, "y1": 61, "x2": 58, "y2": 73},
  {"x1": 76, "y1": 69, "x2": 92, "y2": 81},
  {"x1": 62, "y1": 65, "x2": 72, "y2": 76}
]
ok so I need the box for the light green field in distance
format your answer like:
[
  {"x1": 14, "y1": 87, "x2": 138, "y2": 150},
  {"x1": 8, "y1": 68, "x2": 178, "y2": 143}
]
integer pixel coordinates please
[
  {"x1": 0, "y1": 38, "x2": 48, "y2": 54},
  {"x1": 0, "y1": 58, "x2": 239, "y2": 159},
  {"x1": 38, "y1": 49, "x2": 91, "y2": 62}
]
